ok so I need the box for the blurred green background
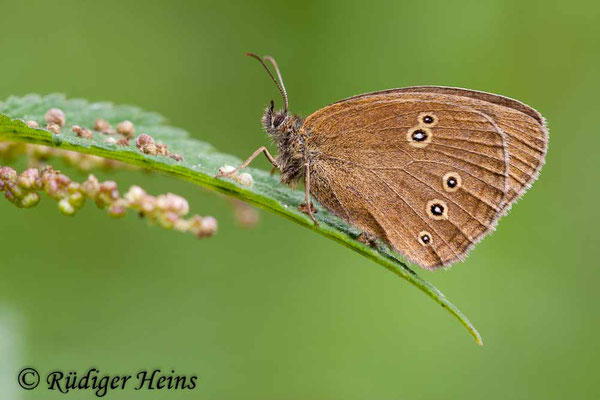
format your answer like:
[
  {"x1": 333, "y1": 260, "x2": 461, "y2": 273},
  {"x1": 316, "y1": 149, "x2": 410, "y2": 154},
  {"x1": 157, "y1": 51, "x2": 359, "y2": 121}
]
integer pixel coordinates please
[{"x1": 0, "y1": 0, "x2": 598, "y2": 398}]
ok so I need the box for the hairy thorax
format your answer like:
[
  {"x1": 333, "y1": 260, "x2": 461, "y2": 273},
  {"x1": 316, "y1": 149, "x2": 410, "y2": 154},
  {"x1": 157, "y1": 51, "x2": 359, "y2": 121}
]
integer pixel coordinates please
[{"x1": 262, "y1": 111, "x2": 308, "y2": 185}]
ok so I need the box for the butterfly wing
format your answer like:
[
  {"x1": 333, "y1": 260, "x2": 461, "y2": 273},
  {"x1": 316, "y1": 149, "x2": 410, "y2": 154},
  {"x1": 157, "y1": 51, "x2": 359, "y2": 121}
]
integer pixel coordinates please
[
  {"x1": 302, "y1": 89, "x2": 547, "y2": 269},
  {"x1": 332, "y1": 86, "x2": 549, "y2": 209}
]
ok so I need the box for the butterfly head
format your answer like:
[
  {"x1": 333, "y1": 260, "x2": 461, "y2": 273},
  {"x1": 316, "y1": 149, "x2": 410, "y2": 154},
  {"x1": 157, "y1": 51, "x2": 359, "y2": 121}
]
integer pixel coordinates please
[
  {"x1": 248, "y1": 53, "x2": 301, "y2": 136},
  {"x1": 261, "y1": 99, "x2": 295, "y2": 136}
]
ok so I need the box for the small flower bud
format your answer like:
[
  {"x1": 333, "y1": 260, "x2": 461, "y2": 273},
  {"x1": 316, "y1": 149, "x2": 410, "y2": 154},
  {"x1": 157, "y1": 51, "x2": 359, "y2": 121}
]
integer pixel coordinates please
[
  {"x1": 44, "y1": 179, "x2": 60, "y2": 198},
  {"x1": 46, "y1": 123, "x2": 61, "y2": 134},
  {"x1": 94, "y1": 118, "x2": 111, "y2": 132},
  {"x1": 105, "y1": 137, "x2": 117, "y2": 145},
  {"x1": 156, "y1": 193, "x2": 189, "y2": 216},
  {"x1": 139, "y1": 196, "x2": 155, "y2": 214},
  {"x1": 108, "y1": 199, "x2": 127, "y2": 218},
  {"x1": 196, "y1": 216, "x2": 218, "y2": 238},
  {"x1": 237, "y1": 172, "x2": 254, "y2": 187},
  {"x1": 171, "y1": 196, "x2": 190, "y2": 216},
  {"x1": 45, "y1": 108, "x2": 65, "y2": 127},
  {"x1": 169, "y1": 153, "x2": 183, "y2": 162},
  {"x1": 116, "y1": 120, "x2": 135, "y2": 138},
  {"x1": 124, "y1": 185, "x2": 146, "y2": 204},
  {"x1": 26, "y1": 120, "x2": 39, "y2": 128},
  {"x1": 67, "y1": 182, "x2": 80, "y2": 195},
  {"x1": 157, "y1": 211, "x2": 179, "y2": 229},
  {"x1": 135, "y1": 134, "x2": 154, "y2": 147},
  {"x1": 58, "y1": 198, "x2": 76, "y2": 216},
  {"x1": 73, "y1": 125, "x2": 93, "y2": 139},
  {"x1": 0, "y1": 166, "x2": 17, "y2": 182},
  {"x1": 155, "y1": 194, "x2": 169, "y2": 211},
  {"x1": 99, "y1": 181, "x2": 119, "y2": 204},
  {"x1": 40, "y1": 171, "x2": 70, "y2": 199},
  {"x1": 80, "y1": 174, "x2": 100, "y2": 197},
  {"x1": 55, "y1": 173, "x2": 71, "y2": 187},
  {"x1": 68, "y1": 192, "x2": 85, "y2": 208},
  {"x1": 19, "y1": 192, "x2": 40, "y2": 208},
  {"x1": 6, "y1": 183, "x2": 24, "y2": 199},
  {"x1": 101, "y1": 180, "x2": 117, "y2": 192},
  {"x1": 17, "y1": 168, "x2": 40, "y2": 189},
  {"x1": 116, "y1": 137, "x2": 130, "y2": 146}
]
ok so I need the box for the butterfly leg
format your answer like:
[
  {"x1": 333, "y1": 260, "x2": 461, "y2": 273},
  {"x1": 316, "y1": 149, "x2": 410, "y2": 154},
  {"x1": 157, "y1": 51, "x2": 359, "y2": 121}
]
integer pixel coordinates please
[
  {"x1": 299, "y1": 163, "x2": 319, "y2": 226},
  {"x1": 215, "y1": 146, "x2": 279, "y2": 178}
]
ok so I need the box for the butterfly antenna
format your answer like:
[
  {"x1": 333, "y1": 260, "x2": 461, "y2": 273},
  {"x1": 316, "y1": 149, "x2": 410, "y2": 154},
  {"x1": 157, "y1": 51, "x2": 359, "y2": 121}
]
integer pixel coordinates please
[
  {"x1": 246, "y1": 52, "x2": 289, "y2": 112},
  {"x1": 262, "y1": 55, "x2": 288, "y2": 112}
]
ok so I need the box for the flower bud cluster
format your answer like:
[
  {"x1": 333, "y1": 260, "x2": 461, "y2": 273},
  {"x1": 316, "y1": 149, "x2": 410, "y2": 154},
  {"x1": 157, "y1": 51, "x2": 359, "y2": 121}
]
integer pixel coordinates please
[
  {"x1": 0, "y1": 164, "x2": 216, "y2": 238},
  {"x1": 30, "y1": 109, "x2": 143, "y2": 149},
  {"x1": 124, "y1": 186, "x2": 216, "y2": 236},
  {"x1": 23, "y1": 109, "x2": 183, "y2": 165}
]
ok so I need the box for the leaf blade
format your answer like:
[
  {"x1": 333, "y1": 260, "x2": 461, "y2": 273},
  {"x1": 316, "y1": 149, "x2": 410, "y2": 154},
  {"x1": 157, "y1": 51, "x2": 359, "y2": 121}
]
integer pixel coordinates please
[{"x1": 0, "y1": 94, "x2": 482, "y2": 345}]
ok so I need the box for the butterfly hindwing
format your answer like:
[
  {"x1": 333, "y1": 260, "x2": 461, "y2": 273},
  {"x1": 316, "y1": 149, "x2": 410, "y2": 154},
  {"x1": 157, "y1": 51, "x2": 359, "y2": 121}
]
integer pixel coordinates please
[{"x1": 303, "y1": 96, "x2": 513, "y2": 268}]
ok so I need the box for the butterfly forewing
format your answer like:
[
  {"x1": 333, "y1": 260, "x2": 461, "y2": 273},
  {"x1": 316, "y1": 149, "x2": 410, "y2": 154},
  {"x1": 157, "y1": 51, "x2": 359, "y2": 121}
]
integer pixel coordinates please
[
  {"x1": 303, "y1": 95, "x2": 515, "y2": 268},
  {"x1": 331, "y1": 86, "x2": 548, "y2": 209}
]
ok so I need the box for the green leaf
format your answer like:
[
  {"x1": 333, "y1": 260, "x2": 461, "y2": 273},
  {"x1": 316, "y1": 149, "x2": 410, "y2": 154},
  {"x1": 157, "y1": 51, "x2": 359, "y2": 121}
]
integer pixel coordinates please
[{"x1": 0, "y1": 94, "x2": 482, "y2": 345}]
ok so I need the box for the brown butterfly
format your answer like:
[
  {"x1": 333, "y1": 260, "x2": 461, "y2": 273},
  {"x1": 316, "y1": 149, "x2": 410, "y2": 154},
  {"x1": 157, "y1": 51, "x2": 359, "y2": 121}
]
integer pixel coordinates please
[{"x1": 217, "y1": 53, "x2": 548, "y2": 269}]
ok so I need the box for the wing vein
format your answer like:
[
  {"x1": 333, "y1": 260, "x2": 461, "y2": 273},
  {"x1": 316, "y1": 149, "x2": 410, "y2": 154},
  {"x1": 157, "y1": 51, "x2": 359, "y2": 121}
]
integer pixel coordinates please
[
  {"x1": 368, "y1": 170, "x2": 461, "y2": 260},
  {"x1": 401, "y1": 168, "x2": 488, "y2": 229}
]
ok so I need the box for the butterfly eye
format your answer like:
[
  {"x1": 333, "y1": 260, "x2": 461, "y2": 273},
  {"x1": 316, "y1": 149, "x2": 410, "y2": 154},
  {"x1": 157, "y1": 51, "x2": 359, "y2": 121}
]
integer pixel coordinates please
[
  {"x1": 418, "y1": 231, "x2": 433, "y2": 246},
  {"x1": 442, "y1": 172, "x2": 462, "y2": 192},
  {"x1": 407, "y1": 127, "x2": 432, "y2": 148},
  {"x1": 426, "y1": 199, "x2": 448, "y2": 220},
  {"x1": 273, "y1": 114, "x2": 285, "y2": 127},
  {"x1": 418, "y1": 112, "x2": 438, "y2": 127}
]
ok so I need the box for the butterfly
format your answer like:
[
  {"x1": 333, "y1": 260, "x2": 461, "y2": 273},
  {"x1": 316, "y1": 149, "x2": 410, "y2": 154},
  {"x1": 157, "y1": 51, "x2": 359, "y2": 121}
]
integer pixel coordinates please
[{"x1": 217, "y1": 53, "x2": 548, "y2": 269}]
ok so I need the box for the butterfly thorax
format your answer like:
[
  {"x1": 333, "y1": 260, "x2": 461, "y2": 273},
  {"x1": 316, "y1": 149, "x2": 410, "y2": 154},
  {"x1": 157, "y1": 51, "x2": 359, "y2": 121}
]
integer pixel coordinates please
[{"x1": 261, "y1": 107, "x2": 307, "y2": 185}]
